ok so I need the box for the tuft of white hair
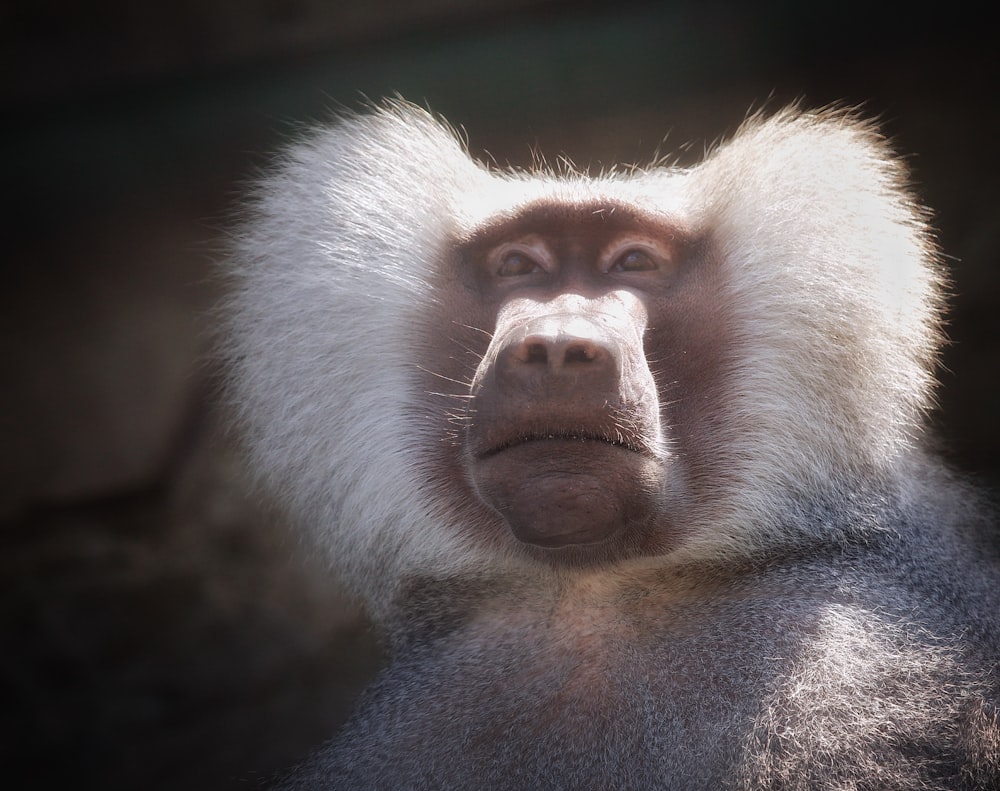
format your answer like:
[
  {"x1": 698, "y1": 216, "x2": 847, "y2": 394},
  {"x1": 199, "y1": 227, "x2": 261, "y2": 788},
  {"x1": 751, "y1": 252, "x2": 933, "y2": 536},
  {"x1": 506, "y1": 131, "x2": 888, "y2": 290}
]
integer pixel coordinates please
[{"x1": 675, "y1": 107, "x2": 944, "y2": 561}]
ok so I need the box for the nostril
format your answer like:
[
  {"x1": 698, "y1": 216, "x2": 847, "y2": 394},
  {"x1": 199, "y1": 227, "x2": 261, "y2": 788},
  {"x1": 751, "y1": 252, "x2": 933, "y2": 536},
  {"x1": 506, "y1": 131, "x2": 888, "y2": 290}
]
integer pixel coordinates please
[
  {"x1": 516, "y1": 337, "x2": 602, "y2": 367},
  {"x1": 509, "y1": 336, "x2": 610, "y2": 372},
  {"x1": 564, "y1": 342, "x2": 599, "y2": 365},
  {"x1": 523, "y1": 342, "x2": 548, "y2": 365}
]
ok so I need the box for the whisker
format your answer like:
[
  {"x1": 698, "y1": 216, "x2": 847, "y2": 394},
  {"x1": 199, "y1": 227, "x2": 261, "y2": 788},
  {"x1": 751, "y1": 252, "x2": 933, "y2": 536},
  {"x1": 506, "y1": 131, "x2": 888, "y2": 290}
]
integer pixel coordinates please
[
  {"x1": 416, "y1": 365, "x2": 474, "y2": 388},
  {"x1": 451, "y1": 321, "x2": 493, "y2": 340}
]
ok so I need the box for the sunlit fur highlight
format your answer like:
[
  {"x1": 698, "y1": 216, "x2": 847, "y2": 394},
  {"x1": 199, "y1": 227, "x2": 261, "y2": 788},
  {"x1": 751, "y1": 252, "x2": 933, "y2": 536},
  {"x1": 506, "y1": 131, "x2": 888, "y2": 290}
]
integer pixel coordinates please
[{"x1": 222, "y1": 102, "x2": 944, "y2": 616}]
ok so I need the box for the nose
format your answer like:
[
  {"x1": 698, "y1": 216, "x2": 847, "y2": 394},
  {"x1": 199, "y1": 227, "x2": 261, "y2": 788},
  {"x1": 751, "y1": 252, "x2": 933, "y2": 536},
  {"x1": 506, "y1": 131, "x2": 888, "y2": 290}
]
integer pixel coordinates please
[{"x1": 496, "y1": 314, "x2": 619, "y2": 391}]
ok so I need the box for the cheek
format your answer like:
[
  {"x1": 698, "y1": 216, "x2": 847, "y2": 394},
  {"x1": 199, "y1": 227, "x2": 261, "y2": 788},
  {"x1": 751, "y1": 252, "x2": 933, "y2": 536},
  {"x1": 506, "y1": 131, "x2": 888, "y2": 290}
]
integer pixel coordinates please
[
  {"x1": 417, "y1": 284, "x2": 495, "y2": 397},
  {"x1": 650, "y1": 318, "x2": 726, "y2": 403},
  {"x1": 646, "y1": 272, "x2": 734, "y2": 476},
  {"x1": 411, "y1": 291, "x2": 511, "y2": 536}
]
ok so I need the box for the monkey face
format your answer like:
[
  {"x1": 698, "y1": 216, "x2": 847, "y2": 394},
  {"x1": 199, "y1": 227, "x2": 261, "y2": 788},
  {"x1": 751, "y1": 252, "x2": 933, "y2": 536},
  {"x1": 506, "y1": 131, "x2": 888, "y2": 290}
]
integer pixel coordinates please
[
  {"x1": 229, "y1": 102, "x2": 945, "y2": 608},
  {"x1": 426, "y1": 201, "x2": 716, "y2": 563}
]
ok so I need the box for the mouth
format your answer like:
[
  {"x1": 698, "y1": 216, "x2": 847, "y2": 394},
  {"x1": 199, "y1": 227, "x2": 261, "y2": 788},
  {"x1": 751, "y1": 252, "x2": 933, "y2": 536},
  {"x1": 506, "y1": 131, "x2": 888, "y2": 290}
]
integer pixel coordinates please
[{"x1": 476, "y1": 430, "x2": 646, "y2": 460}]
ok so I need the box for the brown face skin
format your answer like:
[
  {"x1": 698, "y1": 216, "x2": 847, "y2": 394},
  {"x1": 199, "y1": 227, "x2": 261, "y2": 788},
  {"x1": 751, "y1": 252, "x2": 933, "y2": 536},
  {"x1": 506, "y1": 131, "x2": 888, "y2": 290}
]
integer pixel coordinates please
[{"x1": 421, "y1": 201, "x2": 728, "y2": 564}]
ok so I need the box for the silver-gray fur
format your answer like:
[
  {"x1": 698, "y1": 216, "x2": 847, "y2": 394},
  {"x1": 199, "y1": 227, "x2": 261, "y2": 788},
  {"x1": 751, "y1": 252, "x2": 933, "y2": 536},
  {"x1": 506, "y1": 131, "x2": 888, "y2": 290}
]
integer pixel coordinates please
[{"x1": 222, "y1": 101, "x2": 1000, "y2": 789}]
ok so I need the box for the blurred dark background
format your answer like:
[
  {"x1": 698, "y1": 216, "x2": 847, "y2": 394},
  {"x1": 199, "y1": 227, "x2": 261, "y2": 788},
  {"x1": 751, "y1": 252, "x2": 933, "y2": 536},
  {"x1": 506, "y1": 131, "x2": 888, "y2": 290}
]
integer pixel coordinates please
[{"x1": 2, "y1": 2, "x2": 997, "y2": 788}]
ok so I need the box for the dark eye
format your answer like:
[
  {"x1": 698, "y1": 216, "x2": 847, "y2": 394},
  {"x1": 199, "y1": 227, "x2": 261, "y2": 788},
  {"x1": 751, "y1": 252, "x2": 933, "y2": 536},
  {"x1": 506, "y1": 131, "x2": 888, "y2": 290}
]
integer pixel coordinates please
[
  {"x1": 497, "y1": 251, "x2": 541, "y2": 277},
  {"x1": 611, "y1": 248, "x2": 658, "y2": 272}
]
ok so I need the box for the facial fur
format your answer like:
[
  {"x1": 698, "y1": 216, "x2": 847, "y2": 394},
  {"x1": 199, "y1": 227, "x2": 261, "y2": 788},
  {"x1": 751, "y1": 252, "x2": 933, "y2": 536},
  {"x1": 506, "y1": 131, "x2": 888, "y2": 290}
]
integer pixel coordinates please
[{"x1": 223, "y1": 102, "x2": 942, "y2": 613}]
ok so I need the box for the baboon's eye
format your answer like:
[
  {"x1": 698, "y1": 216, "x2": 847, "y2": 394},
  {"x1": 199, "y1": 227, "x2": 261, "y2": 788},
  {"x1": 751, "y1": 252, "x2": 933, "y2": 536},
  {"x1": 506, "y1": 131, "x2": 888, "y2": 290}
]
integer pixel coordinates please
[
  {"x1": 611, "y1": 248, "x2": 659, "y2": 272},
  {"x1": 497, "y1": 251, "x2": 542, "y2": 277}
]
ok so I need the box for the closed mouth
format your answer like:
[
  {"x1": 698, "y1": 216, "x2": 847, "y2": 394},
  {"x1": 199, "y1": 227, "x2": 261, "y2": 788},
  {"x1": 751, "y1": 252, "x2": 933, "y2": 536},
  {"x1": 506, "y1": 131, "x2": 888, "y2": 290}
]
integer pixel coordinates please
[{"x1": 477, "y1": 431, "x2": 644, "y2": 460}]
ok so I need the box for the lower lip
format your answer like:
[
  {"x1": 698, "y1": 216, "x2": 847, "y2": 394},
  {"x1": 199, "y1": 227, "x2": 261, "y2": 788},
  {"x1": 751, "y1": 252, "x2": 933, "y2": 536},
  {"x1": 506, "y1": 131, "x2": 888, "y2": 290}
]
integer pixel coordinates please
[{"x1": 478, "y1": 435, "x2": 637, "y2": 459}]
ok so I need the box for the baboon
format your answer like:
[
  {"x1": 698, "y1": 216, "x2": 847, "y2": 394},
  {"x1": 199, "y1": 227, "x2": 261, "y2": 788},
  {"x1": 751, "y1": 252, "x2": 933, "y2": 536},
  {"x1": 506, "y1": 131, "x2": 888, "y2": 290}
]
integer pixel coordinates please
[{"x1": 222, "y1": 102, "x2": 1000, "y2": 789}]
